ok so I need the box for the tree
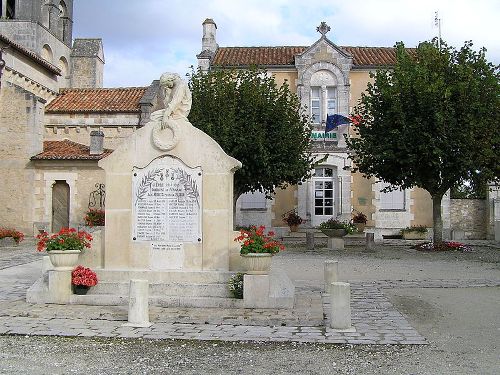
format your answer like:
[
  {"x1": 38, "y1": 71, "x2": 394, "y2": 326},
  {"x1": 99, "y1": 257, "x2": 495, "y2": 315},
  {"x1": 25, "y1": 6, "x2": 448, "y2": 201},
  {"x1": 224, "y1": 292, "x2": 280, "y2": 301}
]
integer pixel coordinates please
[
  {"x1": 346, "y1": 40, "x2": 499, "y2": 243},
  {"x1": 188, "y1": 68, "x2": 316, "y2": 204}
]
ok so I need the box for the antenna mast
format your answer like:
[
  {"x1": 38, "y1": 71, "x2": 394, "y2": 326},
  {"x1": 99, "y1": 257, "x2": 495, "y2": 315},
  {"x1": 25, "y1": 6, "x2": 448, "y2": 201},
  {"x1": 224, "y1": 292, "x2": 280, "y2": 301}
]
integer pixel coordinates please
[{"x1": 434, "y1": 11, "x2": 442, "y2": 49}]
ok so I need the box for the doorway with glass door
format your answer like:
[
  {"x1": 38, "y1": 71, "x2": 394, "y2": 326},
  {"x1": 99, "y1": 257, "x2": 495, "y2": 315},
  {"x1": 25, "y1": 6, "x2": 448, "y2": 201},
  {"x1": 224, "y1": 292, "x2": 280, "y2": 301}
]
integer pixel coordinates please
[{"x1": 311, "y1": 166, "x2": 337, "y2": 227}]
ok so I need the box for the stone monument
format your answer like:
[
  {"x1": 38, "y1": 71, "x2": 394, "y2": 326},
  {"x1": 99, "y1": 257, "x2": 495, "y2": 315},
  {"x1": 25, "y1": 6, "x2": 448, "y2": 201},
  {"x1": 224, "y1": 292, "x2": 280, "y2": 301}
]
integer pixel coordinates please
[
  {"x1": 100, "y1": 72, "x2": 241, "y2": 272},
  {"x1": 28, "y1": 72, "x2": 294, "y2": 309}
]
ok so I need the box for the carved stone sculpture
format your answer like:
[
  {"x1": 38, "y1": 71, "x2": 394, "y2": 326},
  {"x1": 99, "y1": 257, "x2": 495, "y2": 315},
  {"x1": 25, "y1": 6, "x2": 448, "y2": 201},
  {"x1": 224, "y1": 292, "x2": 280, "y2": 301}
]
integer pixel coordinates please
[{"x1": 151, "y1": 72, "x2": 192, "y2": 151}]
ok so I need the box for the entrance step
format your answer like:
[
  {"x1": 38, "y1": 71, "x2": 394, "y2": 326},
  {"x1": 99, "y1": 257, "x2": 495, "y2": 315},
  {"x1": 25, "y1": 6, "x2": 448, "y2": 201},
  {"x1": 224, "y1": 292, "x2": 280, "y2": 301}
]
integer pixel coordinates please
[{"x1": 90, "y1": 281, "x2": 232, "y2": 298}]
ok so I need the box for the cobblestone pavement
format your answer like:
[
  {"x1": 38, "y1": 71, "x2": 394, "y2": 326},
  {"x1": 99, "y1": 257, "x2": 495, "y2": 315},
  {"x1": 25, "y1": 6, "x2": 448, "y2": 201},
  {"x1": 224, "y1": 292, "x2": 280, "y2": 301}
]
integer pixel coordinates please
[{"x1": 0, "y1": 241, "x2": 498, "y2": 345}]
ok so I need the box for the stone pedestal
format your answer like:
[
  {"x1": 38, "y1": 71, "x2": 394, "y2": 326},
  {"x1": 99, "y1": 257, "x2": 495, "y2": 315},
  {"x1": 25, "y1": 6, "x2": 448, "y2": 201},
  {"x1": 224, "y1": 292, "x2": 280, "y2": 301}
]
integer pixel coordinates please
[
  {"x1": 329, "y1": 282, "x2": 352, "y2": 330},
  {"x1": 124, "y1": 279, "x2": 152, "y2": 327},
  {"x1": 328, "y1": 237, "x2": 344, "y2": 250},
  {"x1": 324, "y1": 260, "x2": 338, "y2": 294},
  {"x1": 243, "y1": 271, "x2": 295, "y2": 309},
  {"x1": 48, "y1": 270, "x2": 72, "y2": 304}
]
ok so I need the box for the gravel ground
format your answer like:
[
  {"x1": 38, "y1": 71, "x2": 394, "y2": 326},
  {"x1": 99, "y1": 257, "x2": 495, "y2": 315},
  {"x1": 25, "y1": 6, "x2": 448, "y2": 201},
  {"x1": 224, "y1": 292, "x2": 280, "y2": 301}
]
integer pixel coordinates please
[
  {"x1": 0, "y1": 335, "x2": 452, "y2": 375},
  {"x1": 0, "y1": 240, "x2": 498, "y2": 374}
]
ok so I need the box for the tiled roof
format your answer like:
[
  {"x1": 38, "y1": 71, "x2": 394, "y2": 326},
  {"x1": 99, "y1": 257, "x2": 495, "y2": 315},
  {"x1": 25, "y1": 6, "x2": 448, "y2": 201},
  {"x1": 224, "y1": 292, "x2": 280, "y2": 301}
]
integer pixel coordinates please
[
  {"x1": 45, "y1": 87, "x2": 148, "y2": 113},
  {"x1": 212, "y1": 46, "x2": 414, "y2": 68},
  {"x1": 31, "y1": 140, "x2": 113, "y2": 161},
  {"x1": 0, "y1": 33, "x2": 61, "y2": 75}
]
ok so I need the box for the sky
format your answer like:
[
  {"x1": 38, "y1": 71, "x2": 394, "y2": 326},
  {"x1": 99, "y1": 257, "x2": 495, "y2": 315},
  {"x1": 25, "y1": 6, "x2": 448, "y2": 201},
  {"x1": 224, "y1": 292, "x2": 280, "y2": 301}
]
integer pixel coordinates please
[{"x1": 73, "y1": 0, "x2": 500, "y2": 88}]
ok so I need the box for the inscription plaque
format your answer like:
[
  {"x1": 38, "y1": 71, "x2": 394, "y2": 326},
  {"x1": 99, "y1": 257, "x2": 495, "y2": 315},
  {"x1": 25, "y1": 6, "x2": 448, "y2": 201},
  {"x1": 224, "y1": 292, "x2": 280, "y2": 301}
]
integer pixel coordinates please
[{"x1": 132, "y1": 156, "x2": 202, "y2": 243}]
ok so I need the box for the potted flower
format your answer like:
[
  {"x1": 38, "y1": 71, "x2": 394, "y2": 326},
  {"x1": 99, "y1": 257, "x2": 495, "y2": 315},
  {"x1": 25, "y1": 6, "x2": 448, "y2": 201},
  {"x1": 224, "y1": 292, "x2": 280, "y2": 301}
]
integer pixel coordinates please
[
  {"x1": 0, "y1": 228, "x2": 25, "y2": 246},
  {"x1": 37, "y1": 228, "x2": 93, "y2": 270},
  {"x1": 352, "y1": 212, "x2": 367, "y2": 233},
  {"x1": 282, "y1": 210, "x2": 303, "y2": 232},
  {"x1": 71, "y1": 265, "x2": 98, "y2": 295},
  {"x1": 234, "y1": 225, "x2": 284, "y2": 274},
  {"x1": 318, "y1": 218, "x2": 351, "y2": 238},
  {"x1": 401, "y1": 225, "x2": 428, "y2": 240},
  {"x1": 84, "y1": 208, "x2": 105, "y2": 227}
]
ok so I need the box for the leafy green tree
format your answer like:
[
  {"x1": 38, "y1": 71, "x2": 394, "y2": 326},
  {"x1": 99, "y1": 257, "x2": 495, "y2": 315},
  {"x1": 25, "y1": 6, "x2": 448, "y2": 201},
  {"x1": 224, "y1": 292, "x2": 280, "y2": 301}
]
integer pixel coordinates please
[
  {"x1": 346, "y1": 40, "x2": 499, "y2": 243},
  {"x1": 188, "y1": 68, "x2": 315, "y2": 204}
]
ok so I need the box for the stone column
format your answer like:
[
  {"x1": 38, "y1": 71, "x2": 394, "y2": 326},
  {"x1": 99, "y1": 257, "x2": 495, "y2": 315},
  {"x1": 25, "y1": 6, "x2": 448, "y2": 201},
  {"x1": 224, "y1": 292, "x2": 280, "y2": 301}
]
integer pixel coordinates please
[
  {"x1": 124, "y1": 279, "x2": 152, "y2": 327},
  {"x1": 1, "y1": 2, "x2": 7, "y2": 19},
  {"x1": 324, "y1": 260, "x2": 338, "y2": 294},
  {"x1": 329, "y1": 282, "x2": 352, "y2": 330}
]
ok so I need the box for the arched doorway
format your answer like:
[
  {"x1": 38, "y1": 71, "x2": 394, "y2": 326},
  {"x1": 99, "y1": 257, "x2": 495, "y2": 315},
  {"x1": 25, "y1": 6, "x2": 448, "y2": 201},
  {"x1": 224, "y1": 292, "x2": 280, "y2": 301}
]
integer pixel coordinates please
[{"x1": 52, "y1": 180, "x2": 70, "y2": 233}]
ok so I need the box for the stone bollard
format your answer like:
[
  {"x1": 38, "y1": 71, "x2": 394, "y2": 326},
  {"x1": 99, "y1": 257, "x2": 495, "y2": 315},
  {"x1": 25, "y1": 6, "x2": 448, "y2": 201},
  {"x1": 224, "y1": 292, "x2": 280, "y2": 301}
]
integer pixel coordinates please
[
  {"x1": 124, "y1": 279, "x2": 152, "y2": 327},
  {"x1": 328, "y1": 237, "x2": 344, "y2": 250},
  {"x1": 365, "y1": 233, "x2": 375, "y2": 252},
  {"x1": 329, "y1": 282, "x2": 352, "y2": 330},
  {"x1": 306, "y1": 232, "x2": 315, "y2": 250},
  {"x1": 324, "y1": 260, "x2": 339, "y2": 294}
]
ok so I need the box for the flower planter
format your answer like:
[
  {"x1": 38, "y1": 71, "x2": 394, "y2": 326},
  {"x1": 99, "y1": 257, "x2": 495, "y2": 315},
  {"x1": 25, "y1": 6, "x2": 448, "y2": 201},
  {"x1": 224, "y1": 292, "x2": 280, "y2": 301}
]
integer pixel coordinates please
[
  {"x1": 320, "y1": 228, "x2": 346, "y2": 238},
  {"x1": 354, "y1": 223, "x2": 366, "y2": 233},
  {"x1": 47, "y1": 250, "x2": 81, "y2": 271},
  {"x1": 403, "y1": 232, "x2": 428, "y2": 240},
  {"x1": 0, "y1": 237, "x2": 18, "y2": 247},
  {"x1": 241, "y1": 253, "x2": 273, "y2": 275},
  {"x1": 72, "y1": 285, "x2": 91, "y2": 295}
]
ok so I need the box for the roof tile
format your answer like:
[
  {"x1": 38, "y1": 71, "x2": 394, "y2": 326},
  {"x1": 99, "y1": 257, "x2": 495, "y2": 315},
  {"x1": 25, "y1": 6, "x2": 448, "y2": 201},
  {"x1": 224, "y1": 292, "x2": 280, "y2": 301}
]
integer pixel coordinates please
[
  {"x1": 46, "y1": 87, "x2": 147, "y2": 113},
  {"x1": 31, "y1": 140, "x2": 113, "y2": 161},
  {"x1": 213, "y1": 46, "x2": 414, "y2": 67}
]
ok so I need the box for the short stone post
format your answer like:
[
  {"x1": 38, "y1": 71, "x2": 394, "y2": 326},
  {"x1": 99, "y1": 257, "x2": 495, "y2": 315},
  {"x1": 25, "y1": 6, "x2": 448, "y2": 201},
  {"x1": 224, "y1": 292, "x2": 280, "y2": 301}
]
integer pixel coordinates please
[
  {"x1": 328, "y1": 237, "x2": 344, "y2": 250},
  {"x1": 329, "y1": 282, "x2": 352, "y2": 330},
  {"x1": 324, "y1": 260, "x2": 338, "y2": 294},
  {"x1": 306, "y1": 232, "x2": 315, "y2": 250},
  {"x1": 365, "y1": 233, "x2": 375, "y2": 252},
  {"x1": 124, "y1": 279, "x2": 152, "y2": 327}
]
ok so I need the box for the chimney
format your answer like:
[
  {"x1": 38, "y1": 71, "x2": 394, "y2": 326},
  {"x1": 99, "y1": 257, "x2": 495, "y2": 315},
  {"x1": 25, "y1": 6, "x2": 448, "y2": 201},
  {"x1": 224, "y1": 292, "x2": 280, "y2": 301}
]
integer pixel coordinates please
[
  {"x1": 202, "y1": 18, "x2": 218, "y2": 53},
  {"x1": 90, "y1": 130, "x2": 104, "y2": 155}
]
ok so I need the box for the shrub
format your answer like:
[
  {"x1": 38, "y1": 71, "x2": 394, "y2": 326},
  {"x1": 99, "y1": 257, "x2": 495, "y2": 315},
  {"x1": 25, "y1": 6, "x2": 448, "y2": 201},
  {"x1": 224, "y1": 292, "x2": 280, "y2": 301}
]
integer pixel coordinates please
[
  {"x1": 282, "y1": 210, "x2": 303, "y2": 226},
  {"x1": 228, "y1": 273, "x2": 244, "y2": 299},
  {"x1": 352, "y1": 212, "x2": 367, "y2": 224},
  {"x1": 84, "y1": 209, "x2": 105, "y2": 227},
  {"x1": 401, "y1": 225, "x2": 428, "y2": 234}
]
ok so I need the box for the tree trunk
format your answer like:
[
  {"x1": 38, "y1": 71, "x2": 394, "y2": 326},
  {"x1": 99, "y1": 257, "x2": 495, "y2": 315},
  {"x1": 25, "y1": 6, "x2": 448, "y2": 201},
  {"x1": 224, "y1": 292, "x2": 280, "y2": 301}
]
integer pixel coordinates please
[{"x1": 431, "y1": 194, "x2": 444, "y2": 244}]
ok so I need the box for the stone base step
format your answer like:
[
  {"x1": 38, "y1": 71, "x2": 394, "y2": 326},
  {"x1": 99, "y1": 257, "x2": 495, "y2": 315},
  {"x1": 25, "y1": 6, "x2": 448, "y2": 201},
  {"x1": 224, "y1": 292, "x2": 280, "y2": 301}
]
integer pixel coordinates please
[
  {"x1": 283, "y1": 233, "x2": 368, "y2": 246},
  {"x1": 90, "y1": 281, "x2": 232, "y2": 298},
  {"x1": 95, "y1": 269, "x2": 234, "y2": 284},
  {"x1": 69, "y1": 293, "x2": 245, "y2": 308}
]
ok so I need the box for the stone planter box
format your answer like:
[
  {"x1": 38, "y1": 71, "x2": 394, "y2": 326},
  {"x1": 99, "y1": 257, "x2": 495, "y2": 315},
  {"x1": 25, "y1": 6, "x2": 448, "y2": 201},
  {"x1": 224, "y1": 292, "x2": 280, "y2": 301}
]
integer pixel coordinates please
[
  {"x1": 402, "y1": 232, "x2": 428, "y2": 240},
  {"x1": 0, "y1": 238, "x2": 19, "y2": 247},
  {"x1": 47, "y1": 250, "x2": 81, "y2": 271},
  {"x1": 320, "y1": 228, "x2": 346, "y2": 238}
]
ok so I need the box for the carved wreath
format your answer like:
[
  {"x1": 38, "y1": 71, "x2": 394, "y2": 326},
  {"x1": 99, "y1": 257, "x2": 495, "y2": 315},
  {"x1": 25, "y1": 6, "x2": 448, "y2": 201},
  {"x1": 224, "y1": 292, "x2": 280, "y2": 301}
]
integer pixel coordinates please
[
  {"x1": 134, "y1": 168, "x2": 163, "y2": 206},
  {"x1": 174, "y1": 168, "x2": 200, "y2": 207}
]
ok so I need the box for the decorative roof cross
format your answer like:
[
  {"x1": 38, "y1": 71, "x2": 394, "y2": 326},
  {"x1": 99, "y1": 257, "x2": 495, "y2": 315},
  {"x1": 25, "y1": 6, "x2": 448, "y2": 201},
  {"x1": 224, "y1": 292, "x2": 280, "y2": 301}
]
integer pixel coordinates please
[{"x1": 316, "y1": 22, "x2": 331, "y2": 37}]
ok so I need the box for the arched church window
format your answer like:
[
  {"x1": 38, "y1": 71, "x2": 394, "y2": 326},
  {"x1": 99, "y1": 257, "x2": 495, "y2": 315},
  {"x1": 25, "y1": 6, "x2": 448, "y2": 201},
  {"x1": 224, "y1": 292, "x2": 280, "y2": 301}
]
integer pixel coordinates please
[
  {"x1": 59, "y1": 1, "x2": 68, "y2": 42},
  {"x1": 41, "y1": 44, "x2": 53, "y2": 62}
]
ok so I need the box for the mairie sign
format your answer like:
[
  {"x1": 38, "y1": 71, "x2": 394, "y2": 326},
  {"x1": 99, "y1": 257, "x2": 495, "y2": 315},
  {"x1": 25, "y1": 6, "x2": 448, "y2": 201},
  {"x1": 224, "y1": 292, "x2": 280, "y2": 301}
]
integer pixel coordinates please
[{"x1": 311, "y1": 131, "x2": 337, "y2": 140}]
